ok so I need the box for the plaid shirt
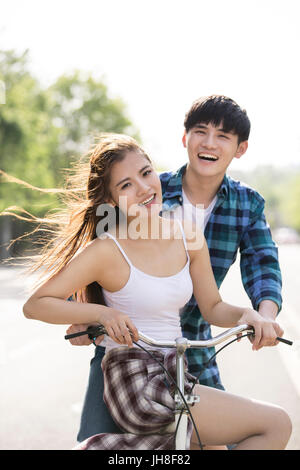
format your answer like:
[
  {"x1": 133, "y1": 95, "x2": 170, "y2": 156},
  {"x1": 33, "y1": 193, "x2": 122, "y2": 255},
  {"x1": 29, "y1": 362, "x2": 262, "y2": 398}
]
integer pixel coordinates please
[{"x1": 160, "y1": 164, "x2": 282, "y2": 388}]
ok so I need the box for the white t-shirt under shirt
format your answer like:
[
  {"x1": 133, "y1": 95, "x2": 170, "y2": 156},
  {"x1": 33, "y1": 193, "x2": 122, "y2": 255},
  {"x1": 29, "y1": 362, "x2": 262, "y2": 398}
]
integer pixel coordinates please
[{"x1": 170, "y1": 189, "x2": 217, "y2": 231}]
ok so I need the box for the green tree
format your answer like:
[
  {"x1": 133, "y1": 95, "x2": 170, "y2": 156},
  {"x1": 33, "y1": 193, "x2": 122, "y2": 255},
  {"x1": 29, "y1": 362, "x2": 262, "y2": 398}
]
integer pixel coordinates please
[
  {"x1": 280, "y1": 174, "x2": 300, "y2": 231},
  {"x1": 45, "y1": 71, "x2": 140, "y2": 184},
  {"x1": 228, "y1": 166, "x2": 300, "y2": 230},
  {"x1": 0, "y1": 49, "x2": 140, "y2": 258},
  {"x1": 0, "y1": 49, "x2": 61, "y2": 214}
]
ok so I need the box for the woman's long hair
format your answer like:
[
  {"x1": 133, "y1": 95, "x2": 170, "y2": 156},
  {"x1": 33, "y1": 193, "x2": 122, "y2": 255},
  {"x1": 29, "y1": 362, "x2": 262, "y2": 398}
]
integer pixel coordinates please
[{"x1": 1, "y1": 133, "x2": 150, "y2": 304}]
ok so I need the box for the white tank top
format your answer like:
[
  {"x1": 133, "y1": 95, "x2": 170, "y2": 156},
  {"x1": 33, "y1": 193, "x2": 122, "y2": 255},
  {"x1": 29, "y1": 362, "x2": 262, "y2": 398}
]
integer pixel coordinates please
[{"x1": 101, "y1": 221, "x2": 193, "y2": 353}]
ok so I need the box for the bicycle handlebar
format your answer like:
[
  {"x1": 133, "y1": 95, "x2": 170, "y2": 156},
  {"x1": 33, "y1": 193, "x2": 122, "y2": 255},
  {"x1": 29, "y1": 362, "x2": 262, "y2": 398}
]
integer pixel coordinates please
[
  {"x1": 64, "y1": 324, "x2": 293, "y2": 347},
  {"x1": 138, "y1": 324, "x2": 251, "y2": 348}
]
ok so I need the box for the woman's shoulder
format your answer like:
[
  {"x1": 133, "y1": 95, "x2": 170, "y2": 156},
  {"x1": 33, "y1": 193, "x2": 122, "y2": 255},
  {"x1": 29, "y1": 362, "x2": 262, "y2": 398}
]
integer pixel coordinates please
[{"x1": 74, "y1": 234, "x2": 117, "y2": 262}]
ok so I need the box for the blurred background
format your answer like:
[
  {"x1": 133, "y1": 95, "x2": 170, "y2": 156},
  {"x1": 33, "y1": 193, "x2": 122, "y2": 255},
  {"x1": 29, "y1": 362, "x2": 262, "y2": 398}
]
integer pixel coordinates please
[{"x1": 1, "y1": 0, "x2": 299, "y2": 450}]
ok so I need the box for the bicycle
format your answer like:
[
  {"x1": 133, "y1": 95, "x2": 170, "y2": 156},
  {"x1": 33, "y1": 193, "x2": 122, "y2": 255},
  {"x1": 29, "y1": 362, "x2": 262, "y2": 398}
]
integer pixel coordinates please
[{"x1": 65, "y1": 324, "x2": 292, "y2": 450}]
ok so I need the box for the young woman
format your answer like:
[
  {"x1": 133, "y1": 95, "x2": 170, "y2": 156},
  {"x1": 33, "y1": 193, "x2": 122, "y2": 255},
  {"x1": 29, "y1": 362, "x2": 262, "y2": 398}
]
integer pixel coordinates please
[{"x1": 22, "y1": 133, "x2": 291, "y2": 450}]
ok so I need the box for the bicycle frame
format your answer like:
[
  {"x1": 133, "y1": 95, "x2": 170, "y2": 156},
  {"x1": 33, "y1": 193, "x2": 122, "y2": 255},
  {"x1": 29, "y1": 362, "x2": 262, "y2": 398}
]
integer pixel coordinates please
[
  {"x1": 65, "y1": 323, "x2": 292, "y2": 450},
  {"x1": 137, "y1": 324, "x2": 253, "y2": 450}
]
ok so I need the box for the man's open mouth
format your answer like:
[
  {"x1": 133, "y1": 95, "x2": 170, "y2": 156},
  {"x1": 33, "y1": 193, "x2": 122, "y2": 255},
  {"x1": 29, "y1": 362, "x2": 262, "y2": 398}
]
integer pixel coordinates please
[{"x1": 198, "y1": 153, "x2": 219, "y2": 162}]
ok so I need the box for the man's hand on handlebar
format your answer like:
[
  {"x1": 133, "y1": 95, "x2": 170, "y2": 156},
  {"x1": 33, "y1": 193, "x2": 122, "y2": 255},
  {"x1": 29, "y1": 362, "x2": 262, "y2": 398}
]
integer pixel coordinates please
[{"x1": 66, "y1": 324, "x2": 105, "y2": 346}]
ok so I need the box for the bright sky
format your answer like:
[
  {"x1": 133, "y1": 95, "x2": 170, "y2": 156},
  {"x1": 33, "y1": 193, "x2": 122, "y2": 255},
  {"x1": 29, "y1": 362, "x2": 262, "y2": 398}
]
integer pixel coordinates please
[{"x1": 1, "y1": 0, "x2": 300, "y2": 171}]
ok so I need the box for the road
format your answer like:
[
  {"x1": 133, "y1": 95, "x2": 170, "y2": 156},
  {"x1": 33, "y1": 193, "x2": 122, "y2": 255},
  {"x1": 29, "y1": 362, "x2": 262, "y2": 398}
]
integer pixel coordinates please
[{"x1": 0, "y1": 244, "x2": 299, "y2": 450}]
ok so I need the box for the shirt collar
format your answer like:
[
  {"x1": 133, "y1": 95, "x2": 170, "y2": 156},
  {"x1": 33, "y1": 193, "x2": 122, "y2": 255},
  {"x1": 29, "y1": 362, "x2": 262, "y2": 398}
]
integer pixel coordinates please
[
  {"x1": 162, "y1": 164, "x2": 187, "y2": 201},
  {"x1": 163, "y1": 163, "x2": 229, "y2": 204}
]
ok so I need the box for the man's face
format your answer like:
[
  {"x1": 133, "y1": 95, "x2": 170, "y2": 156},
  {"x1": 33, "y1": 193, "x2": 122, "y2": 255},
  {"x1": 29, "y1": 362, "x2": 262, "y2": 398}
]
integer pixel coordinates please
[{"x1": 182, "y1": 122, "x2": 248, "y2": 178}]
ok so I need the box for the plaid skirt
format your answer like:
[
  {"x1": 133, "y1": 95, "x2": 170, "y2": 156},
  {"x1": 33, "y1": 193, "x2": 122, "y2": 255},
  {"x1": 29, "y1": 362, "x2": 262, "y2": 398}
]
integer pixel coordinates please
[{"x1": 75, "y1": 346, "x2": 198, "y2": 450}]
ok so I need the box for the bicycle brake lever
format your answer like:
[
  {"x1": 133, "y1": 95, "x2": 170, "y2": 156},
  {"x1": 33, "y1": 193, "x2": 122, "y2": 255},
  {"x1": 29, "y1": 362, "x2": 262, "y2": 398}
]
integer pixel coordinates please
[
  {"x1": 247, "y1": 327, "x2": 293, "y2": 346},
  {"x1": 64, "y1": 325, "x2": 107, "y2": 340},
  {"x1": 87, "y1": 325, "x2": 107, "y2": 340}
]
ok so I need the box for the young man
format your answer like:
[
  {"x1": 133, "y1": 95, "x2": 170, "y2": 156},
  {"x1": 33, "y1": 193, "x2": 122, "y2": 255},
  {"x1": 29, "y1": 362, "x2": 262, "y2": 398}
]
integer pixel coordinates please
[{"x1": 69, "y1": 95, "x2": 282, "y2": 443}]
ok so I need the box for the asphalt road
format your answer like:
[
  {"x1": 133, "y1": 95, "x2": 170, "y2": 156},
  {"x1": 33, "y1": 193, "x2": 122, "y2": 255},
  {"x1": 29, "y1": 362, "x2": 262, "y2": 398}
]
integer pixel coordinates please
[{"x1": 0, "y1": 244, "x2": 299, "y2": 450}]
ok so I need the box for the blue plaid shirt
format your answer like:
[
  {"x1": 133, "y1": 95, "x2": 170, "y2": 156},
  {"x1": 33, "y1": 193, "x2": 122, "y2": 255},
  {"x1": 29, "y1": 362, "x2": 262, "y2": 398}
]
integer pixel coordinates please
[{"x1": 160, "y1": 164, "x2": 282, "y2": 389}]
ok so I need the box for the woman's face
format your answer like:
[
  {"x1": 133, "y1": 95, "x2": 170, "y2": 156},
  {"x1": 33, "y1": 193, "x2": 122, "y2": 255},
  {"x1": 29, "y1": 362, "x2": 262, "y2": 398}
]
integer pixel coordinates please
[{"x1": 108, "y1": 151, "x2": 162, "y2": 219}]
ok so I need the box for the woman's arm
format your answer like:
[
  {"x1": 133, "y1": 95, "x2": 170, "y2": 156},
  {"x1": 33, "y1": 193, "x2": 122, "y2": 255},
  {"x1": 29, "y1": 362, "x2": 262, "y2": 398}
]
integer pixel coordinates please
[
  {"x1": 188, "y1": 237, "x2": 245, "y2": 326},
  {"x1": 23, "y1": 239, "x2": 138, "y2": 347},
  {"x1": 186, "y1": 228, "x2": 283, "y2": 350}
]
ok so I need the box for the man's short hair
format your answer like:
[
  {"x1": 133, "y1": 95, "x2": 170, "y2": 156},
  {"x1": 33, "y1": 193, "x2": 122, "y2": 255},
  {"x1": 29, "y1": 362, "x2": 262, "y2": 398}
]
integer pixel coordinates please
[{"x1": 184, "y1": 95, "x2": 251, "y2": 143}]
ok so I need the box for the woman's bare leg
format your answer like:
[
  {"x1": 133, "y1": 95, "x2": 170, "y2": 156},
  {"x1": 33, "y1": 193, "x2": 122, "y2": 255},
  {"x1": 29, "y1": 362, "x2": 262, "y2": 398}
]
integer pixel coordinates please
[
  {"x1": 189, "y1": 384, "x2": 292, "y2": 450},
  {"x1": 202, "y1": 445, "x2": 228, "y2": 450}
]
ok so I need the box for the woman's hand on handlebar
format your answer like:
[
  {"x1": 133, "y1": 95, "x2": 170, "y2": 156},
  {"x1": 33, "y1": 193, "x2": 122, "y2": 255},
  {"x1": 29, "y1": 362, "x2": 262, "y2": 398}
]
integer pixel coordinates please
[
  {"x1": 237, "y1": 308, "x2": 284, "y2": 351},
  {"x1": 98, "y1": 308, "x2": 139, "y2": 348}
]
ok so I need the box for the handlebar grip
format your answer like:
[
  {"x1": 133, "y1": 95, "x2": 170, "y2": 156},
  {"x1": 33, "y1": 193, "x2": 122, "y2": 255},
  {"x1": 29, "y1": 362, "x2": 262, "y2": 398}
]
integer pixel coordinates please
[
  {"x1": 64, "y1": 325, "x2": 107, "y2": 341},
  {"x1": 245, "y1": 327, "x2": 293, "y2": 346},
  {"x1": 64, "y1": 330, "x2": 89, "y2": 340},
  {"x1": 277, "y1": 337, "x2": 293, "y2": 346}
]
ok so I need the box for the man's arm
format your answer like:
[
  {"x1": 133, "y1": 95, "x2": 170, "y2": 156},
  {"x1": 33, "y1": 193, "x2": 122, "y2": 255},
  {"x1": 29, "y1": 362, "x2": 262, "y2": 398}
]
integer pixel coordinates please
[
  {"x1": 188, "y1": 234, "x2": 283, "y2": 350},
  {"x1": 239, "y1": 197, "x2": 282, "y2": 317},
  {"x1": 258, "y1": 299, "x2": 279, "y2": 320}
]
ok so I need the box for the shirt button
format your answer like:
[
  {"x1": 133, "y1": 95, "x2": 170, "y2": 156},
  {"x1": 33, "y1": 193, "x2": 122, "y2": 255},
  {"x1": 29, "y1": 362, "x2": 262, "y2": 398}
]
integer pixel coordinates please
[{"x1": 179, "y1": 197, "x2": 183, "y2": 202}]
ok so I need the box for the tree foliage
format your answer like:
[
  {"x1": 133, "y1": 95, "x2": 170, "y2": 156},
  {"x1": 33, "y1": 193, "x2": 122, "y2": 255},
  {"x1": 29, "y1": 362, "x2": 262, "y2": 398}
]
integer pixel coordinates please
[
  {"x1": 229, "y1": 165, "x2": 300, "y2": 232},
  {"x1": 45, "y1": 71, "x2": 140, "y2": 185},
  {"x1": 0, "y1": 49, "x2": 140, "y2": 214},
  {"x1": 0, "y1": 49, "x2": 60, "y2": 214},
  {"x1": 280, "y1": 174, "x2": 300, "y2": 231},
  {"x1": 0, "y1": 49, "x2": 140, "y2": 257}
]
